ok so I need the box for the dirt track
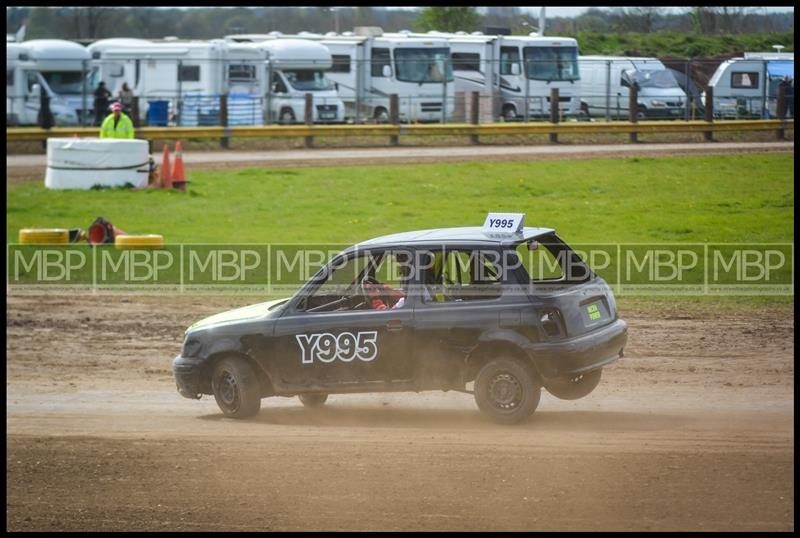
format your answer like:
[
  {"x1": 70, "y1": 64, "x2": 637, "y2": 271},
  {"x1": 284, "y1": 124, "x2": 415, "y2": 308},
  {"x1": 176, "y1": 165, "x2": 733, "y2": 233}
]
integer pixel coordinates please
[{"x1": 5, "y1": 293, "x2": 795, "y2": 531}]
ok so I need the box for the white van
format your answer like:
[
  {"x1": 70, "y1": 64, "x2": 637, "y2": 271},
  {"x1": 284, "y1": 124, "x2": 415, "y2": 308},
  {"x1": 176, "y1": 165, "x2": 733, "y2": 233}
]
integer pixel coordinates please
[
  {"x1": 251, "y1": 30, "x2": 455, "y2": 123},
  {"x1": 7, "y1": 39, "x2": 90, "y2": 126},
  {"x1": 578, "y1": 56, "x2": 686, "y2": 120},
  {"x1": 89, "y1": 38, "x2": 344, "y2": 125},
  {"x1": 389, "y1": 30, "x2": 581, "y2": 121},
  {"x1": 704, "y1": 52, "x2": 794, "y2": 118}
]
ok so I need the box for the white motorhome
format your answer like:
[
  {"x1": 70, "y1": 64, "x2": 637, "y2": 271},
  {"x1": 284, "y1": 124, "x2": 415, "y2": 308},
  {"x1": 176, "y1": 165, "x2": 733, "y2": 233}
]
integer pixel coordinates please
[
  {"x1": 578, "y1": 56, "x2": 686, "y2": 120},
  {"x1": 89, "y1": 37, "x2": 344, "y2": 124},
  {"x1": 704, "y1": 52, "x2": 794, "y2": 118},
  {"x1": 242, "y1": 31, "x2": 455, "y2": 122},
  {"x1": 7, "y1": 39, "x2": 91, "y2": 126},
  {"x1": 390, "y1": 30, "x2": 581, "y2": 121}
]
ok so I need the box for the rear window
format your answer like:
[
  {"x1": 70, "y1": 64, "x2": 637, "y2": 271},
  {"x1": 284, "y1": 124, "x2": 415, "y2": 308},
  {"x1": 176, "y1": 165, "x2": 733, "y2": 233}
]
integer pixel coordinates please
[{"x1": 513, "y1": 234, "x2": 592, "y2": 284}]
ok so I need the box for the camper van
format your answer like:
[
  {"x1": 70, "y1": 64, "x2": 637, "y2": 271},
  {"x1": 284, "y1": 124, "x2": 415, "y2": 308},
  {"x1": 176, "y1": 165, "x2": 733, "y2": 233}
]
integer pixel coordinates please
[
  {"x1": 578, "y1": 56, "x2": 686, "y2": 120},
  {"x1": 388, "y1": 30, "x2": 581, "y2": 121},
  {"x1": 235, "y1": 31, "x2": 456, "y2": 123},
  {"x1": 7, "y1": 39, "x2": 91, "y2": 126},
  {"x1": 704, "y1": 52, "x2": 794, "y2": 119},
  {"x1": 89, "y1": 38, "x2": 344, "y2": 125}
]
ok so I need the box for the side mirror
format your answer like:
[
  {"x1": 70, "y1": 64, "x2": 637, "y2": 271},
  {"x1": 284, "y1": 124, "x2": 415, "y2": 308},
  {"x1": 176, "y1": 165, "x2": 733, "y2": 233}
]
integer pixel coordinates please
[
  {"x1": 527, "y1": 240, "x2": 539, "y2": 251},
  {"x1": 620, "y1": 76, "x2": 630, "y2": 88},
  {"x1": 511, "y1": 63, "x2": 520, "y2": 76},
  {"x1": 271, "y1": 82, "x2": 280, "y2": 93},
  {"x1": 334, "y1": 82, "x2": 339, "y2": 91},
  {"x1": 382, "y1": 65, "x2": 392, "y2": 78}
]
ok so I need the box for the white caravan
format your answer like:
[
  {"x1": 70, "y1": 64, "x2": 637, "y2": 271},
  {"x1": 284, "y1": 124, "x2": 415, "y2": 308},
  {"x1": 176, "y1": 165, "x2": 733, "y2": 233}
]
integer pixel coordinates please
[
  {"x1": 390, "y1": 31, "x2": 581, "y2": 121},
  {"x1": 243, "y1": 31, "x2": 456, "y2": 123},
  {"x1": 7, "y1": 39, "x2": 91, "y2": 126},
  {"x1": 578, "y1": 56, "x2": 686, "y2": 120},
  {"x1": 89, "y1": 37, "x2": 344, "y2": 124},
  {"x1": 704, "y1": 52, "x2": 794, "y2": 118}
]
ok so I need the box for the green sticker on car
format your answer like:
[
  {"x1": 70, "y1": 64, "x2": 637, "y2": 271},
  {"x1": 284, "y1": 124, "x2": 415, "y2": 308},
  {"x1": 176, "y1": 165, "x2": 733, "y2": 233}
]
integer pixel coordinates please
[{"x1": 587, "y1": 304, "x2": 601, "y2": 321}]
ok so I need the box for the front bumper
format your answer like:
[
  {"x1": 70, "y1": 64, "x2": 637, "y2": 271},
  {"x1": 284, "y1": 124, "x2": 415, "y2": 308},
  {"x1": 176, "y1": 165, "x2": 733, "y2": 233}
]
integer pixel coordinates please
[
  {"x1": 528, "y1": 318, "x2": 628, "y2": 379},
  {"x1": 173, "y1": 355, "x2": 204, "y2": 399}
]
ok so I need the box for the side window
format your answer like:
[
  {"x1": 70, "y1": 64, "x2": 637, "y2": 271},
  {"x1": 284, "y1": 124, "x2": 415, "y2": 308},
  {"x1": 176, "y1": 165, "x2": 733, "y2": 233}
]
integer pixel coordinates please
[
  {"x1": 731, "y1": 72, "x2": 759, "y2": 89},
  {"x1": 26, "y1": 71, "x2": 38, "y2": 92},
  {"x1": 371, "y1": 48, "x2": 391, "y2": 77},
  {"x1": 420, "y1": 249, "x2": 503, "y2": 303},
  {"x1": 500, "y1": 46, "x2": 520, "y2": 76},
  {"x1": 515, "y1": 242, "x2": 563, "y2": 280},
  {"x1": 178, "y1": 64, "x2": 200, "y2": 82},
  {"x1": 271, "y1": 72, "x2": 287, "y2": 93},
  {"x1": 372, "y1": 250, "x2": 413, "y2": 289},
  {"x1": 451, "y1": 53, "x2": 480, "y2": 72},
  {"x1": 331, "y1": 54, "x2": 351, "y2": 73},
  {"x1": 228, "y1": 64, "x2": 256, "y2": 82},
  {"x1": 301, "y1": 252, "x2": 371, "y2": 312}
]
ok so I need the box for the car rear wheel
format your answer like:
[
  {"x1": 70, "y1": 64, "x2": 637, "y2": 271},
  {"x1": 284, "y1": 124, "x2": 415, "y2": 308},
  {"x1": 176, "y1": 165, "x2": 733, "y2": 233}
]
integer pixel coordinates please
[
  {"x1": 544, "y1": 368, "x2": 603, "y2": 400},
  {"x1": 211, "y1": 356, "x2": 261, "y2": 418},
  {"x1": 474, "y1": 357, "x2": 541, "y2": 424},
  {"x1": 298, "y1": 393, "x2": 328, "y2": 408}
]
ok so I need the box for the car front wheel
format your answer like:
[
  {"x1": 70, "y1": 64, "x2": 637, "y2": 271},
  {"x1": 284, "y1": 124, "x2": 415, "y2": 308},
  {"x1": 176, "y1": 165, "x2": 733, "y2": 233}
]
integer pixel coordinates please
[
  {"x1": 474, "y1": 357, "x2": 541, "y2": 424},
  {"x1": 544, "y1": 368, "x2": 603, "y2": 400},
  {"x1": 211, "y1": 356, "x2": 262, "y2": 418},
  {"x1": 298, "y1": 393, "x2": 328, "y2": 408}
]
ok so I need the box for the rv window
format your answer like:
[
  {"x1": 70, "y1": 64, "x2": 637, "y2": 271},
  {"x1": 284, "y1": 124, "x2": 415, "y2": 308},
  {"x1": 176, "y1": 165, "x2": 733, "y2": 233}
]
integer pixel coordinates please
[
  {"x1": 451, "y1": 53, "x2": 480, "y2": 72},
  {"x1": 228, "y1": 64, "x2": 256, "y2": 82},
  {"x1": 500, "y1": 46, "x2": 520, "y2": 76},
  {"x1": 731, "y1": 72, "x2": 759, "y2": 89},
  {"x1": 178, "y1": 65, "x2": 201, "y2": 82},
  {"x1": 7, "y1": 69, "x2": 13, "y2": 87},
  {"x1": 26, "y1": 72, "x2": 38, "y2": 92},
  {"x1": 109, "y1": 65, "x2": 124, "y2": 78},
  {"x1": 371, "y1": 48, "x2": 391, "y2": 77},
  {"x1": 331, "y1": 55, "x2": 351, "y2": 73}
]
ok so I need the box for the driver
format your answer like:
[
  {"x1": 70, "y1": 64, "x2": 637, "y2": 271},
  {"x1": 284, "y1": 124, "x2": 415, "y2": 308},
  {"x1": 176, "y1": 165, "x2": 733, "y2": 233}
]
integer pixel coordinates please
[{"x1": 364, "y1": 253, "x2": 411, "y2": 310}]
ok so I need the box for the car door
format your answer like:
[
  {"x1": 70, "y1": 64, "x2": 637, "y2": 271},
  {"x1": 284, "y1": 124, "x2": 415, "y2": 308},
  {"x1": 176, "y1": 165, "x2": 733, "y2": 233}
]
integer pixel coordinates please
[{"x1": 270, "y1": 248, "x2": 415, "y2": 391}]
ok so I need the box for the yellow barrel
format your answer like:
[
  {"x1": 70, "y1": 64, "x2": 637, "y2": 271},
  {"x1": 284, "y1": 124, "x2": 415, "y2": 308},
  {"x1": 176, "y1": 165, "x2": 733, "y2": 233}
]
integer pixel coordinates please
[
  {"x1": 18, "y1": 228, "x2": 70, "y2": 244},
  {"x1": 114, "y1": 234, "x2": 165, "y2": 250}
]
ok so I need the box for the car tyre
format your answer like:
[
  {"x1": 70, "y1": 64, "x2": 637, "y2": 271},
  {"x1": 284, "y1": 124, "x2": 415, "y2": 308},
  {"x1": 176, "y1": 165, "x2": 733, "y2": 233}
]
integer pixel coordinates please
[
  {"x1": 544, "y1": 368, "x2": 603, "y2": 400},
  {"x1": 474, "y1": 357, "x2": 541, "y2": 424},
  {"x1": 211, "y1": 356, "x2": 261, "y2": 419},
  {"x1": 374, "y1": 107, "x2": 389, "y2": 123},
  {"x1": 502, "y1": 105, "x2": 518, "y2": 122},
  {"x1": 298, "y1": 393, "x2": 328, "y2": 408},
  {"x1": 279, "y1": 108, "x2": 296, "y2": 124}
]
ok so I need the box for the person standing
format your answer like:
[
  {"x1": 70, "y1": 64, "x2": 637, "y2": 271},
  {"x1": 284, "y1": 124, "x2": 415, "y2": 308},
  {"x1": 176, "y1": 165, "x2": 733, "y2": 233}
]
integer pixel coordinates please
[
  {"x1": 100, "y1": 102, "x2": 135, "y2": 139},
  {"x1": 35, "y1": 83, "x2": 54, "y2": 151},
  {"x1": 118, "y1": 82, "x2": 135, "y2": 119},
  {"x1": 93, "y1": 81, "x2": 111, "y2": 126}
]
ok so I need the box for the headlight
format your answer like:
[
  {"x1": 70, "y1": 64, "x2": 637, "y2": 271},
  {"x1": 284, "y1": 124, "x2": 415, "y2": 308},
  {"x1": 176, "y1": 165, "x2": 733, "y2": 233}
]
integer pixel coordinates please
[
  {"x1": 650, "y1": 100, "x2": 667, "y2": 107},
  {"x1": 182, "y1": 337, "x2": 202, "y2": 358}
]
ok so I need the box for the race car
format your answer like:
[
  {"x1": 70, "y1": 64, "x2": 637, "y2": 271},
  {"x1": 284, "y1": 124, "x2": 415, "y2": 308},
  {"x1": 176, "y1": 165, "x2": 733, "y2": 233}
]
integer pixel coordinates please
[{"x1": 173, "y1": 214, "x2": 628, "y2": 424}]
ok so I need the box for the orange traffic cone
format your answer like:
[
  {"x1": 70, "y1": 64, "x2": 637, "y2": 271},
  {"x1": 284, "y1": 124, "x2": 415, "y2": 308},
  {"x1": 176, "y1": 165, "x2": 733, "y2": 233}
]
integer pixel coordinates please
[
  {"x1": 160, "y1": 143, "x2": 172, "y2": 189},
  {"x1": 87, "y1": 217, "x2": 127, "y2": 245},
  {"x1": 171, "y1": 140, "x2": 188, "y2": 191}
]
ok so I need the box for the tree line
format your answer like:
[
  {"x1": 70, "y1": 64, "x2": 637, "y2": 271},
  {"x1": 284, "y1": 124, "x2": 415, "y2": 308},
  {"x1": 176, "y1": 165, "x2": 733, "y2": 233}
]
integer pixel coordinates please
[{"x1": 6, "y1": 6, "x2": 794, "y2": 56}]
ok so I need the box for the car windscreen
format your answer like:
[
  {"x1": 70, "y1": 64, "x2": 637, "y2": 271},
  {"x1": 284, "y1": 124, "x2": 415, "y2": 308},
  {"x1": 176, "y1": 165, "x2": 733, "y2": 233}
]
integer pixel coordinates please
[
  {"x1": 627, "y1": 69, "x2": 680, "y2": 89},
  {"x1": 42, "y1": 71, "x2": 85, "y2": 94},
  {"x1": 283, "y1": 69, "x2": 333, "y2": 91}
]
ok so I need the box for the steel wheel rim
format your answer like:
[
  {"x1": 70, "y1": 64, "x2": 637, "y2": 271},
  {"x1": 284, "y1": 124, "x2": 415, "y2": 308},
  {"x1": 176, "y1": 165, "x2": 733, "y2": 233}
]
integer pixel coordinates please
[
  {"x1": 218, "y1": 371, "x2": 240, "y2": 410},
  {"x1": 488, "y1": 372, "x2": 522, "y2": 411}
]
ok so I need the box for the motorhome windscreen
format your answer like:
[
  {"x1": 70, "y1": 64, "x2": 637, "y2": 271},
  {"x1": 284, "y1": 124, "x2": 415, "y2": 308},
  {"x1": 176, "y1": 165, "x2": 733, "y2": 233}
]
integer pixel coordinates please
[
  {"x1": 394, "y1": 48, "x2": 454, "y2": 83},
  {"x1": 41, "y1": 71, "x2": 84, "y2": 93},
  {"x1": 283, "y1": 70, "x2": 333, "y2": 91},
  {"x1": 627, "y1": 69, "x2": 680, "y2": 89},
  {"x1": 523, "y1": 47, "x2": 579, "y2": 82}
]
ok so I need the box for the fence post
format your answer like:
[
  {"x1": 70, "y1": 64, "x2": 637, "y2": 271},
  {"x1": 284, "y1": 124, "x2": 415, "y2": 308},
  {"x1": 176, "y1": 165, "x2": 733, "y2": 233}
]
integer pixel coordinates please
[
  {"x1": 441, "y1": 58, "x2": 448, "y2": 124},
  {"x1": 390, "y1": 93, "x2": 399, "y2": 146},
  {"x1": 628, "y1": 85, "x2": 638, "y2": 143},
  {"x1": 470, "y1": 91, "x2": 480, "y2": 145},
  {"x1": 684, "y1": 59, "x2": 691, "y2": 121},
  {"x1": 81, "y1": 59, "x2": 88, "y2": 127},
  {"x1": 776, "y1": 83, "x2": 786, "y2": 140},
  {"x1": 220, "y1": 93, "x2": 229, "y2": 149},
  {"x1": 131, "y1": 97, "x2": 140, "y2": 128},
  {"x1": 605, "y1": 59, "x2": 612, "y2": 122},
  {"x1": 266, "y1": 61, "x2": 273, "y2": 125},
  {"x1": 761, "y1": 59, "x2": 768, "y2": 119},
  {"x1": 704, "y1": 86, "x2": 714, "y2": 142},
  {"x1": 304, "y1": 92, "x2": 314, "y2": 148},
  {"x1": 549, "y1": 88, "x2": 559, "y2": 143},
  {"x1": 177, "y1": 59, "x2": 183, "y2": 127},
  {"x1": 524, "y1": 61, "x2": 530, "y2": 122}
]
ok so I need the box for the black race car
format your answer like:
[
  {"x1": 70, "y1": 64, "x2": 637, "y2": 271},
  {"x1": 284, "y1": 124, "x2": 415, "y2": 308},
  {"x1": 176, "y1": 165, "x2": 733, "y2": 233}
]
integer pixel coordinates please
[{"x1": 174, "y1": 222, "x2": 627, "y2": 424}]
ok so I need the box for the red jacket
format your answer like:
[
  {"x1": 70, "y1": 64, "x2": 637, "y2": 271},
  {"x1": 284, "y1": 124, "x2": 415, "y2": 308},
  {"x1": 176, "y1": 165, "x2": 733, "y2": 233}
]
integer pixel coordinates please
[{"x1": 364, "y1": 282, "x2": 405, "y2": 310}]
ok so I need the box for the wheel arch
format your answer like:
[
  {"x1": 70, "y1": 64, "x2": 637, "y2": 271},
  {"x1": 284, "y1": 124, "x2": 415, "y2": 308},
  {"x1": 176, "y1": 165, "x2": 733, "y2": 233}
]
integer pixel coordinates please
[
  {"x1": 202, "y1": 349, "x2": 275, "y2": 398},
  {"x1": 464, "y1": 331, "x2": 539, "y2": 383}
]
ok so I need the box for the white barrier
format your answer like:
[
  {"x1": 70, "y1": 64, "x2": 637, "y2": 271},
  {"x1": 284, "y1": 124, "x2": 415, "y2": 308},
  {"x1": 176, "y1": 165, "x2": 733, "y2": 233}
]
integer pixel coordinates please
[{"x1": 45, "y1": 138, "x2": 150, "y2": 190}]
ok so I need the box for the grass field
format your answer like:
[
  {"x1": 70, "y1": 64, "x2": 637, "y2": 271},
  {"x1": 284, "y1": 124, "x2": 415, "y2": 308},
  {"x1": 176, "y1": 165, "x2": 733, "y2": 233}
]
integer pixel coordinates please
[{"x1": 7, "y1": 153, "x2": 794, "y2": 306}]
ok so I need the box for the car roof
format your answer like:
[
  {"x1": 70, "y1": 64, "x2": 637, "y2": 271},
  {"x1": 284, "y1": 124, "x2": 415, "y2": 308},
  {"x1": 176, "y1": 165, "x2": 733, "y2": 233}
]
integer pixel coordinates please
[{"x1": 352, "y1": 226, "x2": 556, "y2": 250}]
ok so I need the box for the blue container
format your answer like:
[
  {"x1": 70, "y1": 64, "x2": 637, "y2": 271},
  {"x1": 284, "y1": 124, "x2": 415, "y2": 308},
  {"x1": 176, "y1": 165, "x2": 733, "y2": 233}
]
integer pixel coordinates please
[{"x1": 147, "y1": 100, "x2": 169, "y2": 126}]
